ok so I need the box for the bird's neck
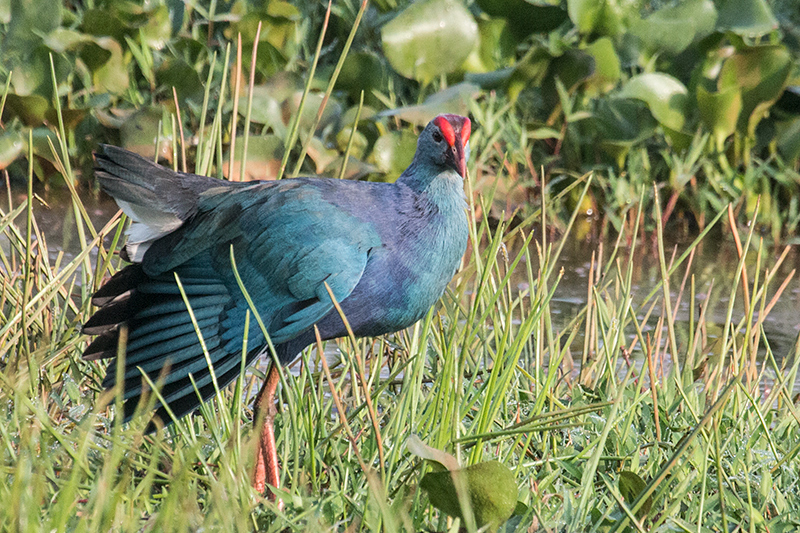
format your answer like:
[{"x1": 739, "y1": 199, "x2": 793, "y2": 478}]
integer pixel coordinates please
[{"x1": 397, "y1": 161, "x2": 467, "y2": 215}]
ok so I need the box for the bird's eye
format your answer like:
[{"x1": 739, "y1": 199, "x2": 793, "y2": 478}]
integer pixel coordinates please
[{"x1": 432, "y1": 131, "x2": 443, "y2": 143}]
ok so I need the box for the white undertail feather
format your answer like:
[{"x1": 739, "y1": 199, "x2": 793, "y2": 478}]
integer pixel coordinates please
[{"x1": 116, "y1": 199, "x2": 183, "y2": 262}]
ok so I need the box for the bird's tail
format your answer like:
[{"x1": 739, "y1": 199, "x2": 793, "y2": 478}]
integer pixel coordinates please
[
  {"x1": 94, "y1": 145, "x2": 221, "y2": 262},
  {"x1": 83, "y1": 258, "x2": 261, "y2": 426}
]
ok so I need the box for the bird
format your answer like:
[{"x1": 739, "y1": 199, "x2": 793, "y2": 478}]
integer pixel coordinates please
[{"x1": 82, "y1": 113, "x2": 472, "y2": 498}]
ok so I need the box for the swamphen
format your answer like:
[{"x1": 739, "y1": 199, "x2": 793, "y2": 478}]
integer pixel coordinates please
[{"x1": 83, "y1": 113, "x2": 471, "y2": 497}]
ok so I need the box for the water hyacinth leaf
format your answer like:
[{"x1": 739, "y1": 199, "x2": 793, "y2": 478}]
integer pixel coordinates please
[
  {"x1": 81, "y1": 8, "x2": 127, "y2": 43},
  {"x1": 567, "y1": 0, "x2": 627, "y2": 38},
  {"x1": 464, "y1": 68, "x2": 514, "y2": 91},
  {"x1": 594, "y1": 98, "x2": 658, "y2": 144},
  {"x1": 462, "y1": 18, "x2": 516, "y2": 73},
  {"x1": 618, "y1": 471, "x2": 652, "y2": 518},
  {"x1": 3, "y1": 93, "x2": 50, "y2": 126},
  {"x1": 120, "y1": 106, "x2": 169, "y2": 159},
  {"x1": 245, "y1": 41, "x2": 288, "y2": 79},
  {"x1": 0, "y1": 130, "x2": 25, "y2": 169},
  {"x1": 508, "y1": 47, "x2": 552, "y2": 102},
  {"x1": 716, "y1": 0, "x2": 778, "y2": 37},
  {"x1": 43, "y1": 28, "x2": 94, "y2": 53},
  {"x1": 29, "y1": 127, "x2": 60, "y2": 166},
  {"x1": 379, "y1": 83, "x2": 480, "y2": 126},
  {"x1": 545, "y1": 49, "x2": 595, "y2": 104},
  {"x1": 777, "y1": 116, "x2": 800, "y2": 164},
  {"x1": 4, "y1": 0, "x2": 61, "y2": 49},
  {"x1": 593, "y1": 98, "x2": 658, "y2": 166},
  {"x1": 228, "y1": 7, "x2": 300, "y2": 61},
  {"x1": 697, "y1": 84, "x2": 742, "y2": 149},
  {"x1": 81, "y1": 37, "x2": 130, "y2": 95},
  {"x1": 336, "y1": 128, "x2": 369, "y2": 159},
  {"x1": 336, "y1": 52, "x2": 388, "y2": 105},
  {"x1": 242, "y1": 86, "x2": 284, "y2": 131},
  {"x1": 7, "y1": 47, "x2": 51, "y2": 97},
  {"x1": 224, "y1": 134, "x2": 284, "y2": 181},
  {"x1": 367, "y1": 129, "x2": 418, "y2": 181},
  {"x1": 584, "y1": 37, "x2": 621, "y2": 95},
  {"x1": 617, "y1": 73, "x2": 689, "y2": 132},
  {"x1": 304, "y1": 136, "x2": 339, "y2": 174},
  {"x1": 381, "y1": 0, "x2": 478, "y2": 84},
  {"x1": 567, "y1": 0, "x2": 602, "y2": 34},
  {"x1": 140, "y1": 5, "x2": 171, "y2": 49},
  {"x1": 420, "y1": 461, "x2": 518, "y2": 532},
  {"x1": 475, "y1": 0, "x2": 567, "y2": 40},
  {"x1": 156, "y1": 58, "x2": 203, "y2": 102},
  {"x1": 630, "y1": 0, "x2": 717, "y2": 55},
  {"x1": 283, "y1": 91, "x2": 342, "y2": 137},
  {"x1": 718, "y1": 45, "x2": 792, "y2": 135}
]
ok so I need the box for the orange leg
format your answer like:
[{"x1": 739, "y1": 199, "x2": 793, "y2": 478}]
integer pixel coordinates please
[{"x1": 252, "y1": 363, "x2": 282, "y2": 504}]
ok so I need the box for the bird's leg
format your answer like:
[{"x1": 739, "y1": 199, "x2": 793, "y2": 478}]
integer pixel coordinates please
[{"x1": 252, "y1": 362, "x2": 281, "y2": 503}]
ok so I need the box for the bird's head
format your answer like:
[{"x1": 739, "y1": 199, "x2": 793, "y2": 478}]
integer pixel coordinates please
[{"x1": 417, "y1": 114, "x2": 471, "y2": 179}]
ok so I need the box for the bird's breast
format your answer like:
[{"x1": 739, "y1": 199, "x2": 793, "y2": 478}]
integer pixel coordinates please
[{"x1": 344, "y1": 207, "x2": 468, "y2": 336}]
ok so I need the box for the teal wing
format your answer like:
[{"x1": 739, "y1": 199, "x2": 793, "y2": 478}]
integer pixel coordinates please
[{"x1": 96, "y1": 180, "x2": 381, "y2": 422}]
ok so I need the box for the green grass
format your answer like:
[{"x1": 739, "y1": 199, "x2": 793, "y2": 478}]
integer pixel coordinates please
[
  {"x1": 3, "y1": 41, "x2": 800, "y2": 533},
  {"x1": 3, "y1": 137, "x2": 800, "y2": 531}
]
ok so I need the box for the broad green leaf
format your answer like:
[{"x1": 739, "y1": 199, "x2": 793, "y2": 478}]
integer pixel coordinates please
[
  {"x1": 630, "y1": 0, "x2": 717, "y2": 55},
  {"x1": 697, "y1": 84, "x2": 742, "y2": 150},
  {"x1": 80, "y1": 36, "x2": 130, "y2": 95},
  {"x1": 381, "y1": 0, "x2": 478, "y2": 84},
  {"x1": 81, "y1": 8, "x2": 127, "y2": 43},
  {"x1": 379, "y1": 83, "x2": 479, "y2": 126},
  {"x1": 245, "y1": 41, "x2": 288, "y2": 80},
  {"x1": 617, "y1": 73, "x2": 689, "y2": 132},
  {"x1": 227, "y1": 8, "x2": 300, "y2": 61},
  {"x1": 283, "y1": 91, "x2": 342, "y2": 137},
  {"x1": 304, "y1": 136, "x2": 339, "y2": 174},
  {"x1": 29, "y1": 127, "x2": 60, "y2": 165},
  {"x1": 242, "y1": 86, "x2": 284, "y2": 131},
  {"x1": 4, "y1": 0, "x2": 61, "y2": 49},
  {"x1": 584, "y1": 37, "x2": 621, "y2": 95},
  {"x1": 718, "y1": 45, "x2": 792, "y2": 135},
  {"x1": 156, "y1": 58, "x2": 203, "y2": 102},
  {"x1": 777, "y1": 116, "x2": 800, "y2": 164},
  {"x1": 716, "y1": 0, "x2": 778, "y2": 37},
  {"x1": 120, "y1": 106, "x2": 168, "y2": 158},
  {"x1": 421, "y1": 461, "x2": 518, "y2": 532},
  {"x1": 0, "y1": 130, "x2": 25, "y2": 169},
  {"x1": 508, "y1": 47, "x2": 552, "y2": 102},
  {"x1": 618, "y1": 471, "x2": 652, "y2": 518},
  {"x1": 140, "y1": 5, "x2": 172, "y2": 50},
  {"x1": 474, "y1": 0, "x2": 568, "y2": 40},
  {"x1": 7, "y1": 49, "x2": 51, "y2": 97},
  {"x1": 43, "y1": 28, "x2": 94, "y2": 53},
  {"x1": 368, "y1": 129, "x2": 418, "y2": 181},
  {"x1": 336, "y1": 52, "x2": 388, "y2": 105},
  {"x1": 593, "y1": 98, "x2": 658, "y2": 166},
  {"x1": 567, "y1": 0, "x2": 627, "y2": 37},
  {"x1": 462, "y1": 18, "x2": 516, "y2": 73},
  {"x1": 336, "y1": 128, "x2": 369, "y2": 159},
  {"x1": 3, "y1": 94, "x2": 49, "y2": 126},
  {"x1": 547, "y1": 49, "x2": 595, "y2": 98},
  {"x1": 224, "y1": 134, "x2": 284, "y2": 181}
]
